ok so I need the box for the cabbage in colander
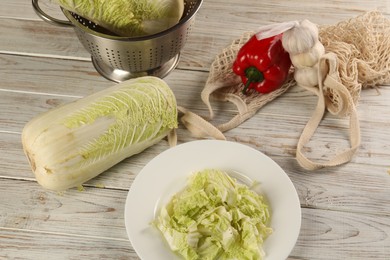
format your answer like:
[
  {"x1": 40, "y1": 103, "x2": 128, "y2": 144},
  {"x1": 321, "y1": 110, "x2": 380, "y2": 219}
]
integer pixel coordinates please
[{"x1": 54, "y1": 0, "x2": 184, "y2": 37}]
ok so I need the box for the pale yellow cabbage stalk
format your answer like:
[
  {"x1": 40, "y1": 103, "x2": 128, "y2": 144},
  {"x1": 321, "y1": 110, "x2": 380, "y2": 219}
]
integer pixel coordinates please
[
  {"x1": 54, "y1": 0, "x2": 185, "y2": 37},
  {"x1": 22, "y1": 76, "x2": 178, "y2": 191}
]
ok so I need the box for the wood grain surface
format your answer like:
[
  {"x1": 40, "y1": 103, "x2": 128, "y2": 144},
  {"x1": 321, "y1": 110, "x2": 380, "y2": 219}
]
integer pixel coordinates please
[{"x1": 1, "y1": 0, "x2": 389, "y2": 259}]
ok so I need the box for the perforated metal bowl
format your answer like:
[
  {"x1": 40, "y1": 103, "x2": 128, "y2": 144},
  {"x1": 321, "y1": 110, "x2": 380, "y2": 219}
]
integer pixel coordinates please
[{"x1": 32, "y1": 0, "x2": 203, "y2": 82}]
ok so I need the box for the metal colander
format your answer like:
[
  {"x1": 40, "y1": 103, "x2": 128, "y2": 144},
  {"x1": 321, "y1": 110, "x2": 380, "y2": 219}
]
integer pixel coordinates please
[{"x1": 32, "y1": 0, "x2": 203, "y2": 82}]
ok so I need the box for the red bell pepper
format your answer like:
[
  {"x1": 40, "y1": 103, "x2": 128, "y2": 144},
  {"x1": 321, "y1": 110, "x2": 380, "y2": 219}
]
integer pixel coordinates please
[{"x1": 232, "y1": 34, "x2": 291, "y2": 94}]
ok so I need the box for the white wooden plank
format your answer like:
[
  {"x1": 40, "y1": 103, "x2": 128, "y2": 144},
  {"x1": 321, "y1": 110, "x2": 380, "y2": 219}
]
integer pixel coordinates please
[
  {"x1": 289, "y1": 208, "x2": 390, "y2": 260},
  {"x1": 2, "y1": 0, "x2": 389, "y2": 23},
  {"x1": 279, "y1": 158, "x2": 390, "y2": 215},
  {"x1": 0, "y1": 201, "x2": 389, "y2": 259},
  {"x1": 0, "y1": 179, "x2": 129, "y2": 239},
  {"x1": 0, "y1": 228, "x2": 138, "y2": 260},
  {"x1": 0, "y1": 0, "x2": 65, "y2": 20},
  {"x1": 0, "y1": 18, "x2": 88, "y2": 59}
]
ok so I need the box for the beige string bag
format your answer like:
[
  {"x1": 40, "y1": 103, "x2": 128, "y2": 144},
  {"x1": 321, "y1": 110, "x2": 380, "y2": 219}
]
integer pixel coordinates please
[{"x1": 180, "y1": 11, "x2": 390, "y2": 170}]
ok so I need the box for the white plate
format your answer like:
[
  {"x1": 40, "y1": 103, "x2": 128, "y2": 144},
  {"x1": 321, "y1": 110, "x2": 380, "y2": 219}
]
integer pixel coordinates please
[{"x1": 125, "y1": 140, "x2": 301, "y2": 260}]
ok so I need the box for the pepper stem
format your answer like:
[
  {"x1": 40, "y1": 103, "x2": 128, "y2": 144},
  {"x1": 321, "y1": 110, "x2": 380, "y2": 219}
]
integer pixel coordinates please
[{"x1": 242, "y1": 66, "x2": 264, "y2": 94}]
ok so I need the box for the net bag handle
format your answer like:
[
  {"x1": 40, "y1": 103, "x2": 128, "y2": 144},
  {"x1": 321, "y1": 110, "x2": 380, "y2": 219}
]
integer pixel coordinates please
[{"x1": 296, "y1": 53, "x2": 361, "y2": 170}]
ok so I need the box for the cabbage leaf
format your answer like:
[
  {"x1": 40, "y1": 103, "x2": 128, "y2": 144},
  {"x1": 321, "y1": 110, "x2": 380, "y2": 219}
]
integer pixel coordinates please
[{"x1": 55, "y1": 0, "x2": 184, "y2": 37}]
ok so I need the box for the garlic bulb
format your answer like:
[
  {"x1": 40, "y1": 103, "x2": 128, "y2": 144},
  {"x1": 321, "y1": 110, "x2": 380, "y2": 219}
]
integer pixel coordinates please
[
  {"x1": 282, "y1": 19, "x2": 319, "y2": 55},
  {"x1": 282, "y1": 19, "x2": 325, "y2": 88}
]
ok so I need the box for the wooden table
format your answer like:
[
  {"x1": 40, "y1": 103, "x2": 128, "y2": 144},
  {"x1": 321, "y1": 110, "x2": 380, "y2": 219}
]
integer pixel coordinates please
[{"x1": 1, "y1": 0, "x2": 389, "y2": 259}]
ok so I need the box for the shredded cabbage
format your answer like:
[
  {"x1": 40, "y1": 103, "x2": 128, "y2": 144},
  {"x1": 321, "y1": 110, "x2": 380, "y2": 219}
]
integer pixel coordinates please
[{"x1": 154, "y1": 169, "x2": 272, "y2": 259}]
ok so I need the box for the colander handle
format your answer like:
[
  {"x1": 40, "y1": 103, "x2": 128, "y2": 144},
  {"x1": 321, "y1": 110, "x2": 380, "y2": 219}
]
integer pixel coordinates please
[{"x1": 32, "y1": 0, "x2": 72, "y2": 27}]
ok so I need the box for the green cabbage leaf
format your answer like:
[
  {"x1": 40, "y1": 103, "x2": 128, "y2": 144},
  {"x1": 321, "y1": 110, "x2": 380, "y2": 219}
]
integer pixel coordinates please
[
  {"x1": 55, "y1": 0, "x2": 184, "y2": 37},
  {"x1": 154, "y1": 169, "x2": 272, "y2": 260}
]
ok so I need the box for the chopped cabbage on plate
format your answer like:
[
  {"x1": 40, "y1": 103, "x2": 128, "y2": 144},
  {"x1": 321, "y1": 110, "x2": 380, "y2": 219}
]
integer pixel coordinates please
[{"x1": 153, "y1": 169, "x2": 272, "y2": 259}]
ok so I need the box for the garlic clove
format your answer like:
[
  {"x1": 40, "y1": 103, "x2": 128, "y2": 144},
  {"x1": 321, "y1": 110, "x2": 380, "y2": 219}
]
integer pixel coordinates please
[
  {"x1": 290, "y1": 41, "x2": 325, "y2": 69},
  {"x1": 294, "y1": 64, "x2": 319, "y2": 88}
]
